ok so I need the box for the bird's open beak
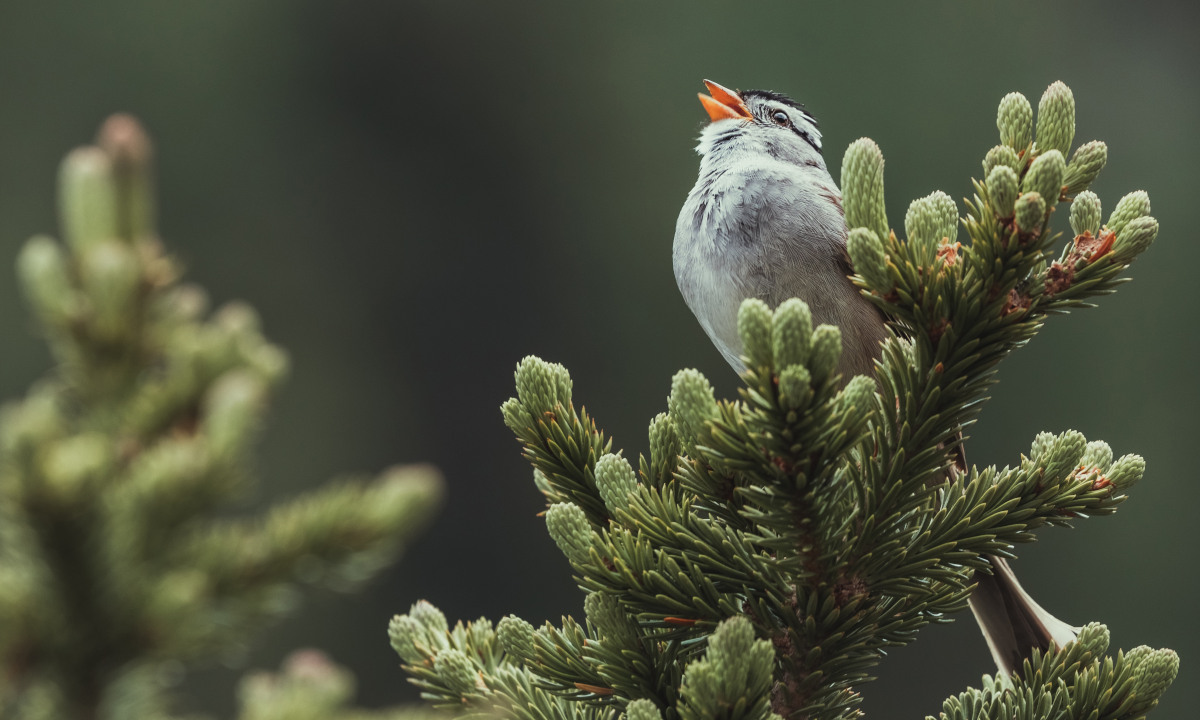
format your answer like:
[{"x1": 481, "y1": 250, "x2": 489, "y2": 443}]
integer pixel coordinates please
[{"x1": 699, "y1": 79, "x2": 752, "y2": 122}]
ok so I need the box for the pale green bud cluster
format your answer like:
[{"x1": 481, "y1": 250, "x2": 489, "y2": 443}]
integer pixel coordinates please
[
  {"x1": 982, "y1": 145, "x2": 1022, "y2": 179},
  {"x1": 778, "y1": 365, "x2": 812, "y2": 411},
  {"x1": 1035, "y1": 81, "x2": 1075, "y2": 156},
  {"x1": 1063, "y1": 140, "x2": 1107, "y2": 195},
  {"x1": 1073, "y1": 622, "x2": 1111, "y2": 657},
  {"x1": 1070, "y1": 191, "x2": 1102, "y2": 237},
  {"x1": 16, "y1": 236, "x2": 76, "y2": 326},
  {"x1": 1107, "y1": 191, "x2": 1151, "y2": 237},
  {"x1": 202, "y1": 370, "x2": 268, "y2": 459},
  {"x1": 1043, "y1": 430, "x2": 1086, "y2": 481},
  {"x1": 59, "y1": 147, "x2": 119, "y2": 251},
  {"x1": 388, "y1": 600, "x2": 450, "y2": 664},
  {"x1": 434, "y1": 648, "x2": 479, "y2": 695},
  {"x1": 1107, "y1": 454, "x2": 1145, "y2": 490},
  {"x1": 1014, "y1": 192, "x2": 1047, "y2": 234},
  {"x1": 500, "y1": 397, "x2": 527, "y2": 433},
  {"x1": 1080, "y1": 440, "x2": 1113, "y2": 471},
  {"x1": 986, "y1": 165, "x2": 1020, "y2": 219},
  {"x1": 41, "y1": 432, "x2": 113, "y2": 502},
  {"x1": 648, "y1": 412, "x2": 680, "y2": 481},
  {"x1": 668, "y1": 369, "x2": 718, "y2": 443},
  {"x1": 238, "y1": 651, "x2": 356, "y2": 717},
  {"x1": 841, "y1": 138, "x2": 889, "y2": 243},
  {"x1": 496, "y1": 614, "x2": 537, "y2": 661},
  {"x1": 997, "y1": 92, "x2": 1033, "y2": 150},
  {"x1": 905, "y1": 191, "x2": 958, "y2": 262},
  {"x1": 771, "y1": 298, "x2": 813, "y2": 369},
  {"x1": 1020, "y1": 150, "x2": 1066, "y2": 211},
  {"x1": 678, "y1": 616, "x2": 776, "y2": 720},
  {"x1": 514, "y1": 355, "x2": 572, "y2": 415},
  {"x1": 846, "y1": 227, "x2": 890, "y2": 291},
  {"x1": 835, "y1": 375, "x2": 877, "y2": 423},
  {"x1": 584, "y1": 591, "x2": 638, "y2": 647},
  {"x1": 737, "y1": 299, "x2": 774, "y2": 369},
  {"x1": 545, "y1": 502, "x2": 593, "y2": 565},
  {"x1": 809, "y1": 325, "x2": 842, "y2": 384},
  {"x1": 625, "y1": 698, "x2": 664, "y2": 720},
  {"x1": 1126, "y1": 646, "x2": 1179, "y2": 700},
  {"x1": 595, "y1": 453, "x2": 638, "y2": 514},
  {"x1": 1113, "y1": 216, "x2": 1159, "y2": 261}
]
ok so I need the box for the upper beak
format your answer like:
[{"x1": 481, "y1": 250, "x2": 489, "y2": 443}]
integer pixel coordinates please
[{"x1": 699, "y1": 79, "x2": 751, "y2": 122}]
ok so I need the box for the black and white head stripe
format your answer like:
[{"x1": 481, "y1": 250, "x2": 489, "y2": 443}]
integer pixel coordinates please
[{"x1": 741, "y1": 89, "x2": 822, "y2": 151}]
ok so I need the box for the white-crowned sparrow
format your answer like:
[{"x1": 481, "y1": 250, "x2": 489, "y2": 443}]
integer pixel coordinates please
[{"x1": 673, "y1": 79, "x2": 1076, "y2": 676}]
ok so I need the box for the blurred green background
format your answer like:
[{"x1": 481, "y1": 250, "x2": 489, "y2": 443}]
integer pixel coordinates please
[{"x1": 0, "y1": 1, "x2": 1195, "y2": 717}]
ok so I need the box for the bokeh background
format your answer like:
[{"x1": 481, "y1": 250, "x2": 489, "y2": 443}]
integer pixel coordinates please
[{"x1": 0, "y1": 1, "x2": 1196, "y2": 717}]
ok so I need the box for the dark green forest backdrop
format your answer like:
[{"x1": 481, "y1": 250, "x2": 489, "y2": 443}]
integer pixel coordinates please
[{"x1": 0, "y1": 2, "x2": 1195, "y2": 717}]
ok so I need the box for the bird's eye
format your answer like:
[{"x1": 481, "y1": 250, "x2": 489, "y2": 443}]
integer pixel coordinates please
[{"x1": 771, "y1": 110, "x2": 790, "y2": 126}]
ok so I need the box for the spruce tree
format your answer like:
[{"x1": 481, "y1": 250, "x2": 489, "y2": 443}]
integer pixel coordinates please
[
  {"x1": 388, "y1": 82, "x2": 1178, "y2": 720},
  {"x1": 0, "y1": 115, "x2": 441, "y2": 719}
]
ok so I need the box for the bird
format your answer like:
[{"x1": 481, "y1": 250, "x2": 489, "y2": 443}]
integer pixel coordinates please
[{"x1": 672, "y1": 79, "x2": 1076, "y2": 677}]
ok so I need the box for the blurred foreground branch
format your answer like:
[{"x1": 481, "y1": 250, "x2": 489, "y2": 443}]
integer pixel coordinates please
[{"x1": 0, "y1": 116, "x2": 442, "y2": 719}]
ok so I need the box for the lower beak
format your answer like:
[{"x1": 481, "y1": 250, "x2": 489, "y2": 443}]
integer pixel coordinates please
[{"x1": 699, "y1": 79, "x2": 752, "y2": 122}]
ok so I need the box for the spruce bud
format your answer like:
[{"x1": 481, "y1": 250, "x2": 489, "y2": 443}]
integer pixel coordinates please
[
  {"x1": 584, "y1": 592, "x2": 638, "y2": 646},
  {"x1": 809, "y1": 325, "x2": 842, "y2": 383},
  {"x1": 648, "y1": 412, "x2": 680, "y2": 482},
  {"x1": 409, "y1": 599, "x2": 449, "y2": 635},
  {"x1": 737, "y1": 298, "x2": 774, "y2": 370},
  {"x1": 59, "y1": 146, "x2": 118, "y2": 252},
  {"x1": 1107, "y1": 454, "x2": 1145, "y2": 490},
  {"x1": 496, "y1": 615, "x2": 537, "y2": 661},
  {"x1": 778, "y1": 365, "x2": 812, "y2": 411},
  {"x1": 388, "y1": 615, "x2": 428, "y2": 663},
  {"x1": 1107, "y1": 190, "x2": 1151, "y2": 238},
  {"x1": 1063, "y1": 140, "x2": 1107, "y2": 195},
  {"x1": 847, "y1": 227, "x2": 890, "y2": 291},
  {"x1": 668, "y1": 369, "x2": 718, "y2": 443},
  {"x1": 1020, "y1": 150, "x2": 1066, "y2": 210},
  {"x1": 625, "y1": 699, "x2": 664, "y2": 720},
  {"x1": 545, "y1": 502, "x2": 593, "y2": 565},
  {"x1": 772, "y1": 299, "x2": 813, "y2": 369},
  {"x1": 500, "y1": 397, "x2": 528, "y2": 433},
  {"x1": 17, "y1": 236, "x2": 75, "y2": 325},
  {"x1": 514, "y1": 356, "x2": 572, "y2": 415},
  {"x1": 841, "y1": 138, "x2": 889, "y2": 243},
  {"x1": 1073, "y1": 622, "x2": 1110, "y2": 657},
  {"x1": 1035, "y1": 81, "x2": 1075, "y2": 156},
  {"x1": 1113, "y1": 216, "x2": 1158, "y2": 261},
  {"x1": 1133, "y1": 648, "x2": 1179, "y2": 700},
  {"x1": 1014, "y1": 192, "x2": 1047, "y2": 234},
  {"x1": 43, "y1": 433, "x2": 113, "y2": 500},
  {"x1": 905, "y1": 191, "x2": 958, "y2": 262},
  {"x1": 202, "y1": 370, "x2": 268, "y2": 459},
  {"x1": 434, "y1": 648, "x2": 479, "y2": 696},
  {"x1": 1070, "y1": 191, "x2": 1102, "y2": 237},
  {"x1": 982, "y1": 145, "x2": 1022, "y2": 179},
  {"x1": 1080, "y1": 440, "x2": 1113, "y2": 472},
  {"x1": 79, "y1": 239, "x2": 142, "y2": 343},
  {"x1": 1043, "y1": 430, "x2": 1086, "y2": 481},
  {"x1": 997, "y1": 92, "x2": 1033, "y2": 150},
  {"x1": 594, "y1": 453, "x2": 638, "y2": 514},
  {"x1": 97, "y1": 114, "x2": 156, "y2": 241},
  {"x1": 836, "y1": 375, "x2": 877, "y2": 421},
  {"x1": 986, "y1": 165, "x2": 1020, "y2": 219},
  {"x1": 1030, "y1": 431, "x2": 1057, "y2": 460}
]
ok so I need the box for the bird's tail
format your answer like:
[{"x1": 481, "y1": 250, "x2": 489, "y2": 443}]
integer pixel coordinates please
[{"x1": 968, "y1": 555, "x2": 1079, "y2": 677}]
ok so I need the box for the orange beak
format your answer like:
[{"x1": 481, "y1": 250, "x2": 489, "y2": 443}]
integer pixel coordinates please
[{"x1": 699, "y1": 79, "x2": 751, "y2": 122}]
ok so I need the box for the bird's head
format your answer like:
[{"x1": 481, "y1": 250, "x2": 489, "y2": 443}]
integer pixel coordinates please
[{"x1": 694, "y1": 79, "x2": 824, "y2": 169}]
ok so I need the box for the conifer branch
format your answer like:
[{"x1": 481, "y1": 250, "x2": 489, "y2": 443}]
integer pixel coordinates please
[{"x1": 392, "y1": 82, "x2": 1177, "y2": 720}]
